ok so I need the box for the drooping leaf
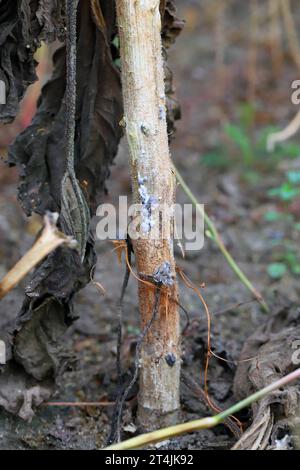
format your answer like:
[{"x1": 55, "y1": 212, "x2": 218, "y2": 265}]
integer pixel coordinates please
[
  {"x1": 0, "y1": 0, "x2": 65, "y2": 123},
  {"x1": 9, "y1": 0, "x2": 123, "y2": 216},
  {"x1": 0, "y1": 0, "x2": 123, "y2": 420}
]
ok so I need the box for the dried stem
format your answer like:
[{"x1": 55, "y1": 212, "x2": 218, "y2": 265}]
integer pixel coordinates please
[
  {"x1": 0, "y1": 213, "x2": 76, "y2": 301},
  {"x1": 267, "y1": 110, "x2": 300, "y2": 152},
  {"x1": 105, "y1": 368, "x2": 300, "y2": 450},
  {"x1": 116, "y1": 0, "x2": 180, "y2": 431}
]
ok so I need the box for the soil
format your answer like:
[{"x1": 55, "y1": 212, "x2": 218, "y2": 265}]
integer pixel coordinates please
[{"x1": 0, "y1": 0, "x2": 300, "y2": 450}]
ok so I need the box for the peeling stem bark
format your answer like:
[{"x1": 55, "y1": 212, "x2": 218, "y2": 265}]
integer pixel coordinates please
[{"x1": 116, "y1": 0, "x2": 181, "y2": 430}]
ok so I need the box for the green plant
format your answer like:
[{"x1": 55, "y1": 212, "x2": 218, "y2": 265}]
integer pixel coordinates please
[
  {"x1": 224, "y1": 122, "x2": 253, "y2": 166},
  {"x1": 267, "y1": 247, "x2": 300, "y2": 279},
  {"x1": 268, "y1": 170, "x2": 300, "y2": 201},
  {"x1": 173, "y1": 165, "x2": 269, "y2": 311},
  {"x1": 265, "y1": 231, "x2": 300, "y2": 279},
  {"x1": 267, "y1": 262, "x2": 287, "y2": 280},
  {"x1": 201, "y1": 102, "x2": 300, "y2": 282},
  {"x1": 201, "y1": 102, "x2": 300, "y2": 173},
  {"x1": 266, "y1": 169, "x2": 300, "y2": 279}
]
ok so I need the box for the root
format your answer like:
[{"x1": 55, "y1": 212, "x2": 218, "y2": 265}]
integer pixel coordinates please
[{"x1": 232, "y1": 404, "x2": 273, "y2": 450}]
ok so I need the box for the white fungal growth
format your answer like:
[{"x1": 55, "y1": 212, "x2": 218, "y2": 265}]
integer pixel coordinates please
[
  {"x1": 138, "y1": 173, "x2": 158, "y2": 233},
  {"x1": 158, "y1": 105, "x2": 166, "y2": 120}
]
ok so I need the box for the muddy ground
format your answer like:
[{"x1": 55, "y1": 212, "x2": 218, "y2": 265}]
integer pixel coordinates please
[{"x1": 0, "y1": 1, "x2": 300, "y2": 449}]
